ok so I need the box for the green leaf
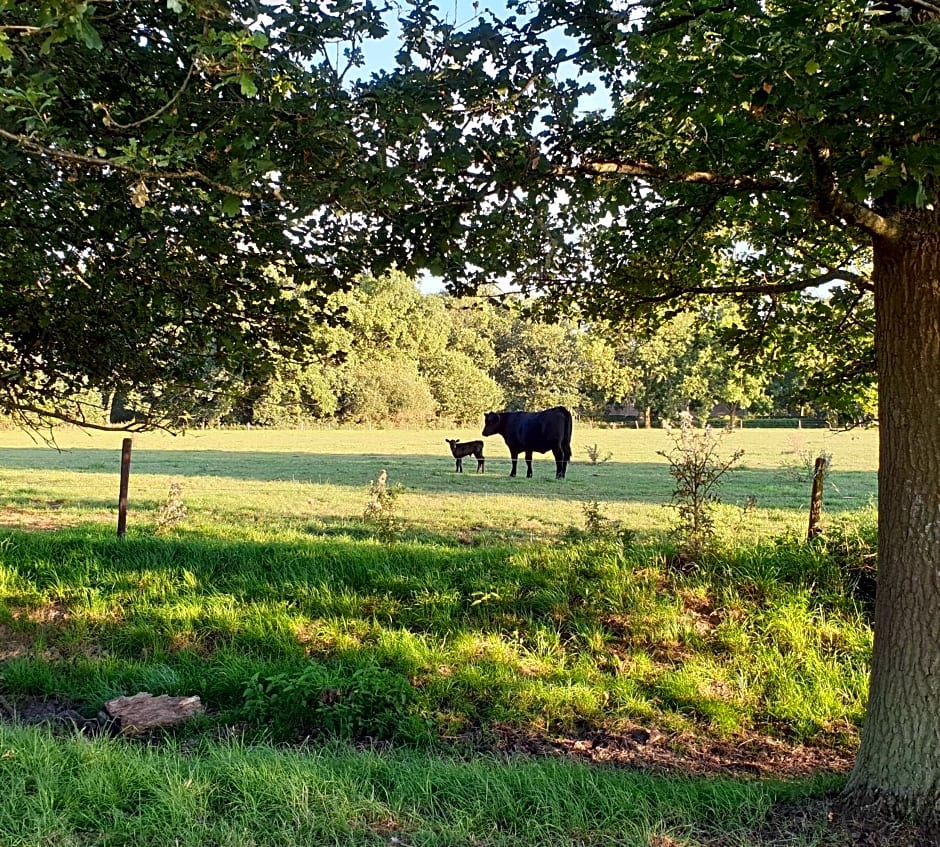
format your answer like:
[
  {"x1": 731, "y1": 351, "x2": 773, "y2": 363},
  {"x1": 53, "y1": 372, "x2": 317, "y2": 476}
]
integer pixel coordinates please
[
  {"x1": 80, "y1": 22, "x2": 103, "y2": 51},
  {"x1": 167, "y1": 0, "x2": 185, "y2": 12},
  {"x1": 221, "y1": 195, "x2": 242, "y2": 216},
  {"x1": 238, "y1": 73, "x2": 258, "y2": 97},
  {"x1": 804, "y1": 59, "x2": 820, "y2": 75}
]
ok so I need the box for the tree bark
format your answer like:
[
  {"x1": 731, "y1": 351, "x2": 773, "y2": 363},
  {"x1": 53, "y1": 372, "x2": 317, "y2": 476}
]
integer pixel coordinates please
[{"x1": 843, "y1": 216, "x2": 940, "y2": 823}]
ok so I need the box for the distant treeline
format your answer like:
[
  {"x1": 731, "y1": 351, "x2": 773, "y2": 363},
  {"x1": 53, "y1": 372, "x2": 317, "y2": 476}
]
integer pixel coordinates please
[{"x1": 104, "y1": 272, "x2": 873, "y2": 430}]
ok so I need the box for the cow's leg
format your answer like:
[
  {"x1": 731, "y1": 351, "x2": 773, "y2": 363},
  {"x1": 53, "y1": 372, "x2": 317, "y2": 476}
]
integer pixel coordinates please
[
  {"x1": 456, "y1": 457, "x2": 463, "y2": 472},
  {"x1": 476, "y1": 455, "x2": 485, "y2": 473},
  {"x1": 525, "y1": 451, "x2": 533, "y2": 478},
  {"x1": 509, "y1": 452, "x2": 518, "y2": 477},
  {"x1": 552, "y1": 447, "x2": 565, "y2": 478}
]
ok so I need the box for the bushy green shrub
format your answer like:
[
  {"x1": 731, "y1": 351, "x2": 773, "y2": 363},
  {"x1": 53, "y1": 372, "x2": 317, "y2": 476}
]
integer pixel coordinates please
[
  {"x1": 242, "y1": 660, "x2": 427, "y2": 743},
  {"x1": 659, "y1": 412, "x2": 744, "y2": 562}
]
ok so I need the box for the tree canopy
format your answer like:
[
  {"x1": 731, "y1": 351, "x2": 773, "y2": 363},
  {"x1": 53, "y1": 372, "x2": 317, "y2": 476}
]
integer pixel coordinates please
[{"x1": 0, "y1": 0, "x2": 420, "y2": 429}]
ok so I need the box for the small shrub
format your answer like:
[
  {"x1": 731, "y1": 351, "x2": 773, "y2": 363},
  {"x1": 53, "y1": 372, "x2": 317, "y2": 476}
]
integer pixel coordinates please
[
  {"x1": 581, "y1": 500, "x2": 622, "y2": 540},
  {"x1": 242, "y1": 661, "x2": 426, "y2": 742},
  {"x1": 363, "y1": 469, "x2": 401, "y2": 541},
  {"x1": 659, "y1": 412, "x2": 744, "y2": 562},
  {"x1": 155, "y1": 481, "x2": 187, "y2": 534},
  {"x1": 569, "y1": 500, "x2": 635, "y2": 547},
  {"x1": 584, "y1": 443, "x2": 613, "y2": 465}
]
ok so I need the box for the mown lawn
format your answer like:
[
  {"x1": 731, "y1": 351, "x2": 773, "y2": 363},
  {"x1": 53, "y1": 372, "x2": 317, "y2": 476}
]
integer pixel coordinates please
[{"x1": 0, "y1": 424, "x2": 880, "y2": 845}]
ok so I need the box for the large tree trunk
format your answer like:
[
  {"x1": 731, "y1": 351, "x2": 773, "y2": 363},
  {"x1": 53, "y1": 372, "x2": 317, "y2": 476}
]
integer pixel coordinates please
[{"x1": 843, "y1": 218, "x2": 940, "y2": 823}]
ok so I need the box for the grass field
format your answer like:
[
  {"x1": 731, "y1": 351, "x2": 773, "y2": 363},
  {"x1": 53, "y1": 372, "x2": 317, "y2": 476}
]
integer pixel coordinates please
[
  {"x1": 0, "y1": 423, "x2": 877, "y2": 539},
  {"x1": 0, "y1": 424, "x2": 880, "y2": 846}
]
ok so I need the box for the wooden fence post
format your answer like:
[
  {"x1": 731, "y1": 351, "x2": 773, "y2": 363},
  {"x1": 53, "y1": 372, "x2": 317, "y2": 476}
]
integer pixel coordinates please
[
  {"x1": 807, "y1": 454, "x2": 830, "y2": 540},
  {"x1": 117, "y1": 438, "x2": 133, "y2": 538}
]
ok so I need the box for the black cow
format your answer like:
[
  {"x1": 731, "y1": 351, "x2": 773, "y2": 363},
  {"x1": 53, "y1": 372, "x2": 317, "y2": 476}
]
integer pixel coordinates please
[
  {"x1": 445, "y1": 438, "x2": 485, "y2": 473},
  {"x1": 481, "y1": 406, "x2": 573, "y2": 479}
]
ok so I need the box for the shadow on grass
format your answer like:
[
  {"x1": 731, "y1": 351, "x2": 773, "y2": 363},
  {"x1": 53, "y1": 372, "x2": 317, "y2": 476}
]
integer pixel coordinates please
[
  {"x1": 0, "y1": 447, "x2": 877, "y2": 510},
  {"x1": 0, "y1": 524, "x2": 872, "y2": 755}
]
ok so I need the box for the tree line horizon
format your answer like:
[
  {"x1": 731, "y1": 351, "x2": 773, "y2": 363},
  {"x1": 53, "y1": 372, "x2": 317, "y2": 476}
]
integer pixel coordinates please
[{"x1": 63, "y1": 270, "x2": 870, "y2": 432}]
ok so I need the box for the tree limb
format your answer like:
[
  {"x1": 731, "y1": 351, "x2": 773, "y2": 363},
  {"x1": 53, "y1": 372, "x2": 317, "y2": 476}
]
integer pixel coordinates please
[
  {"x1": 808, "y1": 138, "x2": 902, "y2": 240},
  {"x1": 1, "y1": 400, "x2": 152, "y2": 433},
  {"x1": 557, "y1": 159, "x2": 793, "y2": 194},
  {"x1": 549, "y1": 268, "x2": 872, "y2": 308},
  {"x1": 0, "y1": 128, "x2": 259, "y2": 200}
]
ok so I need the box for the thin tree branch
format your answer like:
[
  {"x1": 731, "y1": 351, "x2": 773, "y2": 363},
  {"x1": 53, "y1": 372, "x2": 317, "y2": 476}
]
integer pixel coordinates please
[
  {"x1": 2, "y1": 400, "x2": 151, "y2": 432},
  {"x1": 540, "y1": 268, "x2": 871, "y2": 308},
  {"x1": 95, "y1": 59, "x2": 198, "y2": 130},
  {"x1": 0, "y1": 128, "x2": 259, "y2": 199},
  {"x1": 910, "y1": 0, "x2": 940, "y2": 17},
  {"x1": 557, "y1": 159, "x2": 793, "y2": 194}
]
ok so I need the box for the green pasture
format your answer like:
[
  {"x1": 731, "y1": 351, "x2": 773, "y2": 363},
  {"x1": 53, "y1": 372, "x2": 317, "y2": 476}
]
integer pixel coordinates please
[
  {"x1": 0, "y1": 425, "x2": 878, "y2": 845},
  {"x1": 0, "y1": 424, "x2": 877, "y2": 541}
]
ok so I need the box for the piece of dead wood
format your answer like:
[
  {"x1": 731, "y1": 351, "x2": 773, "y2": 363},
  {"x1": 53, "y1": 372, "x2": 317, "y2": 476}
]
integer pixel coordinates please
[{"x1": 104, "y1": 693, "x2": 203, "y2": 735}]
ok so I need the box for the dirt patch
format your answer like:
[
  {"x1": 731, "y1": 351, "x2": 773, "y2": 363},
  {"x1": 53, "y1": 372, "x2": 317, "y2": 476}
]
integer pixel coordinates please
[
  {"x1": 0, "y1": 694, "x2": 108, "y2": 736},
  {"x1": 0, "y1": 503, "x2": 73, "y2": 531},
  {"x1": 1, "y1": 693, "x2": 851, "y2": 780},
  {"x1": 0, "y1": 623, "x2": 67, "y2": 661},
  {"x1": 486, "y1": 724, "x2": 854, "y2": 780}
]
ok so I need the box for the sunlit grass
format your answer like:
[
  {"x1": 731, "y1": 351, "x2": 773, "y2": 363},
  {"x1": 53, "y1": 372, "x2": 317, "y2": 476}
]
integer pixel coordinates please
[
  {"x1": 0, "y1": 424, "x2": 877, "y2": 543},
  {"x1": 0, "y1": 425, "x2": 878, "y2": 845},
  {"x1": 0, "y1": 522, "x2": 873, "y2": 747}
]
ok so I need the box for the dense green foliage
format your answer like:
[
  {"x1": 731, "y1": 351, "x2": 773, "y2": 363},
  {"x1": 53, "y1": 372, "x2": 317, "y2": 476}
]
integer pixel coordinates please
[
  {"x1": 0, "y1": 1, "x2": 883, "y2": 433},
  {"x1": 192, "y1": 273, "x2": 836, "y2": 428},
  {"x1": 0, "y1": 1, "x2": 460, "y2": 429}
]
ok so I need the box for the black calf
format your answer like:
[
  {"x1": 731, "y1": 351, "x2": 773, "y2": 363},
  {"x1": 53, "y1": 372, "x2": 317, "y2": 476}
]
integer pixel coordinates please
[{"x1": 445, "y1": 439, "x2": 485, "y2": 473}]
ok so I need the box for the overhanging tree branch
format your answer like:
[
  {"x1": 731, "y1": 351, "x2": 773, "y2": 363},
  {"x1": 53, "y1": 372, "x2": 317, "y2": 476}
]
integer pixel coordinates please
[
  {"x1": 548, "y1": 268, "x2": 873, "y2": 308},
  {"x1": 0, "y1": 128, "x2": 259, "y2": 200},
  {"x1": 558, "y1": 159, "x2": 793, "y2": 194},
  {"x1": 808, "y1": 139, "x2": 902, "y2": 240}
]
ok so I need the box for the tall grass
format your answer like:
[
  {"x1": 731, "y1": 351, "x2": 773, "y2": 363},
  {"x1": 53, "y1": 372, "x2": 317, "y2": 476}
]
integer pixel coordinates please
[
  {"x1": 0, "y1": 522, "x2": 874, "y2": 745},
  {"x1": 0, "y1": 725, "x2": 842, "y2": 847}
]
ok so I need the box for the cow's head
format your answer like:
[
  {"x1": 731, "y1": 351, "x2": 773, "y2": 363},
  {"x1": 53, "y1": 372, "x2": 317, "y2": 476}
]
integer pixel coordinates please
[
  {"x1": 445, "y1": 438, "x2": 458, "y2": 448},
  {"x1": 482, "y1": 412, "x2": 502, "y2": 437}
]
